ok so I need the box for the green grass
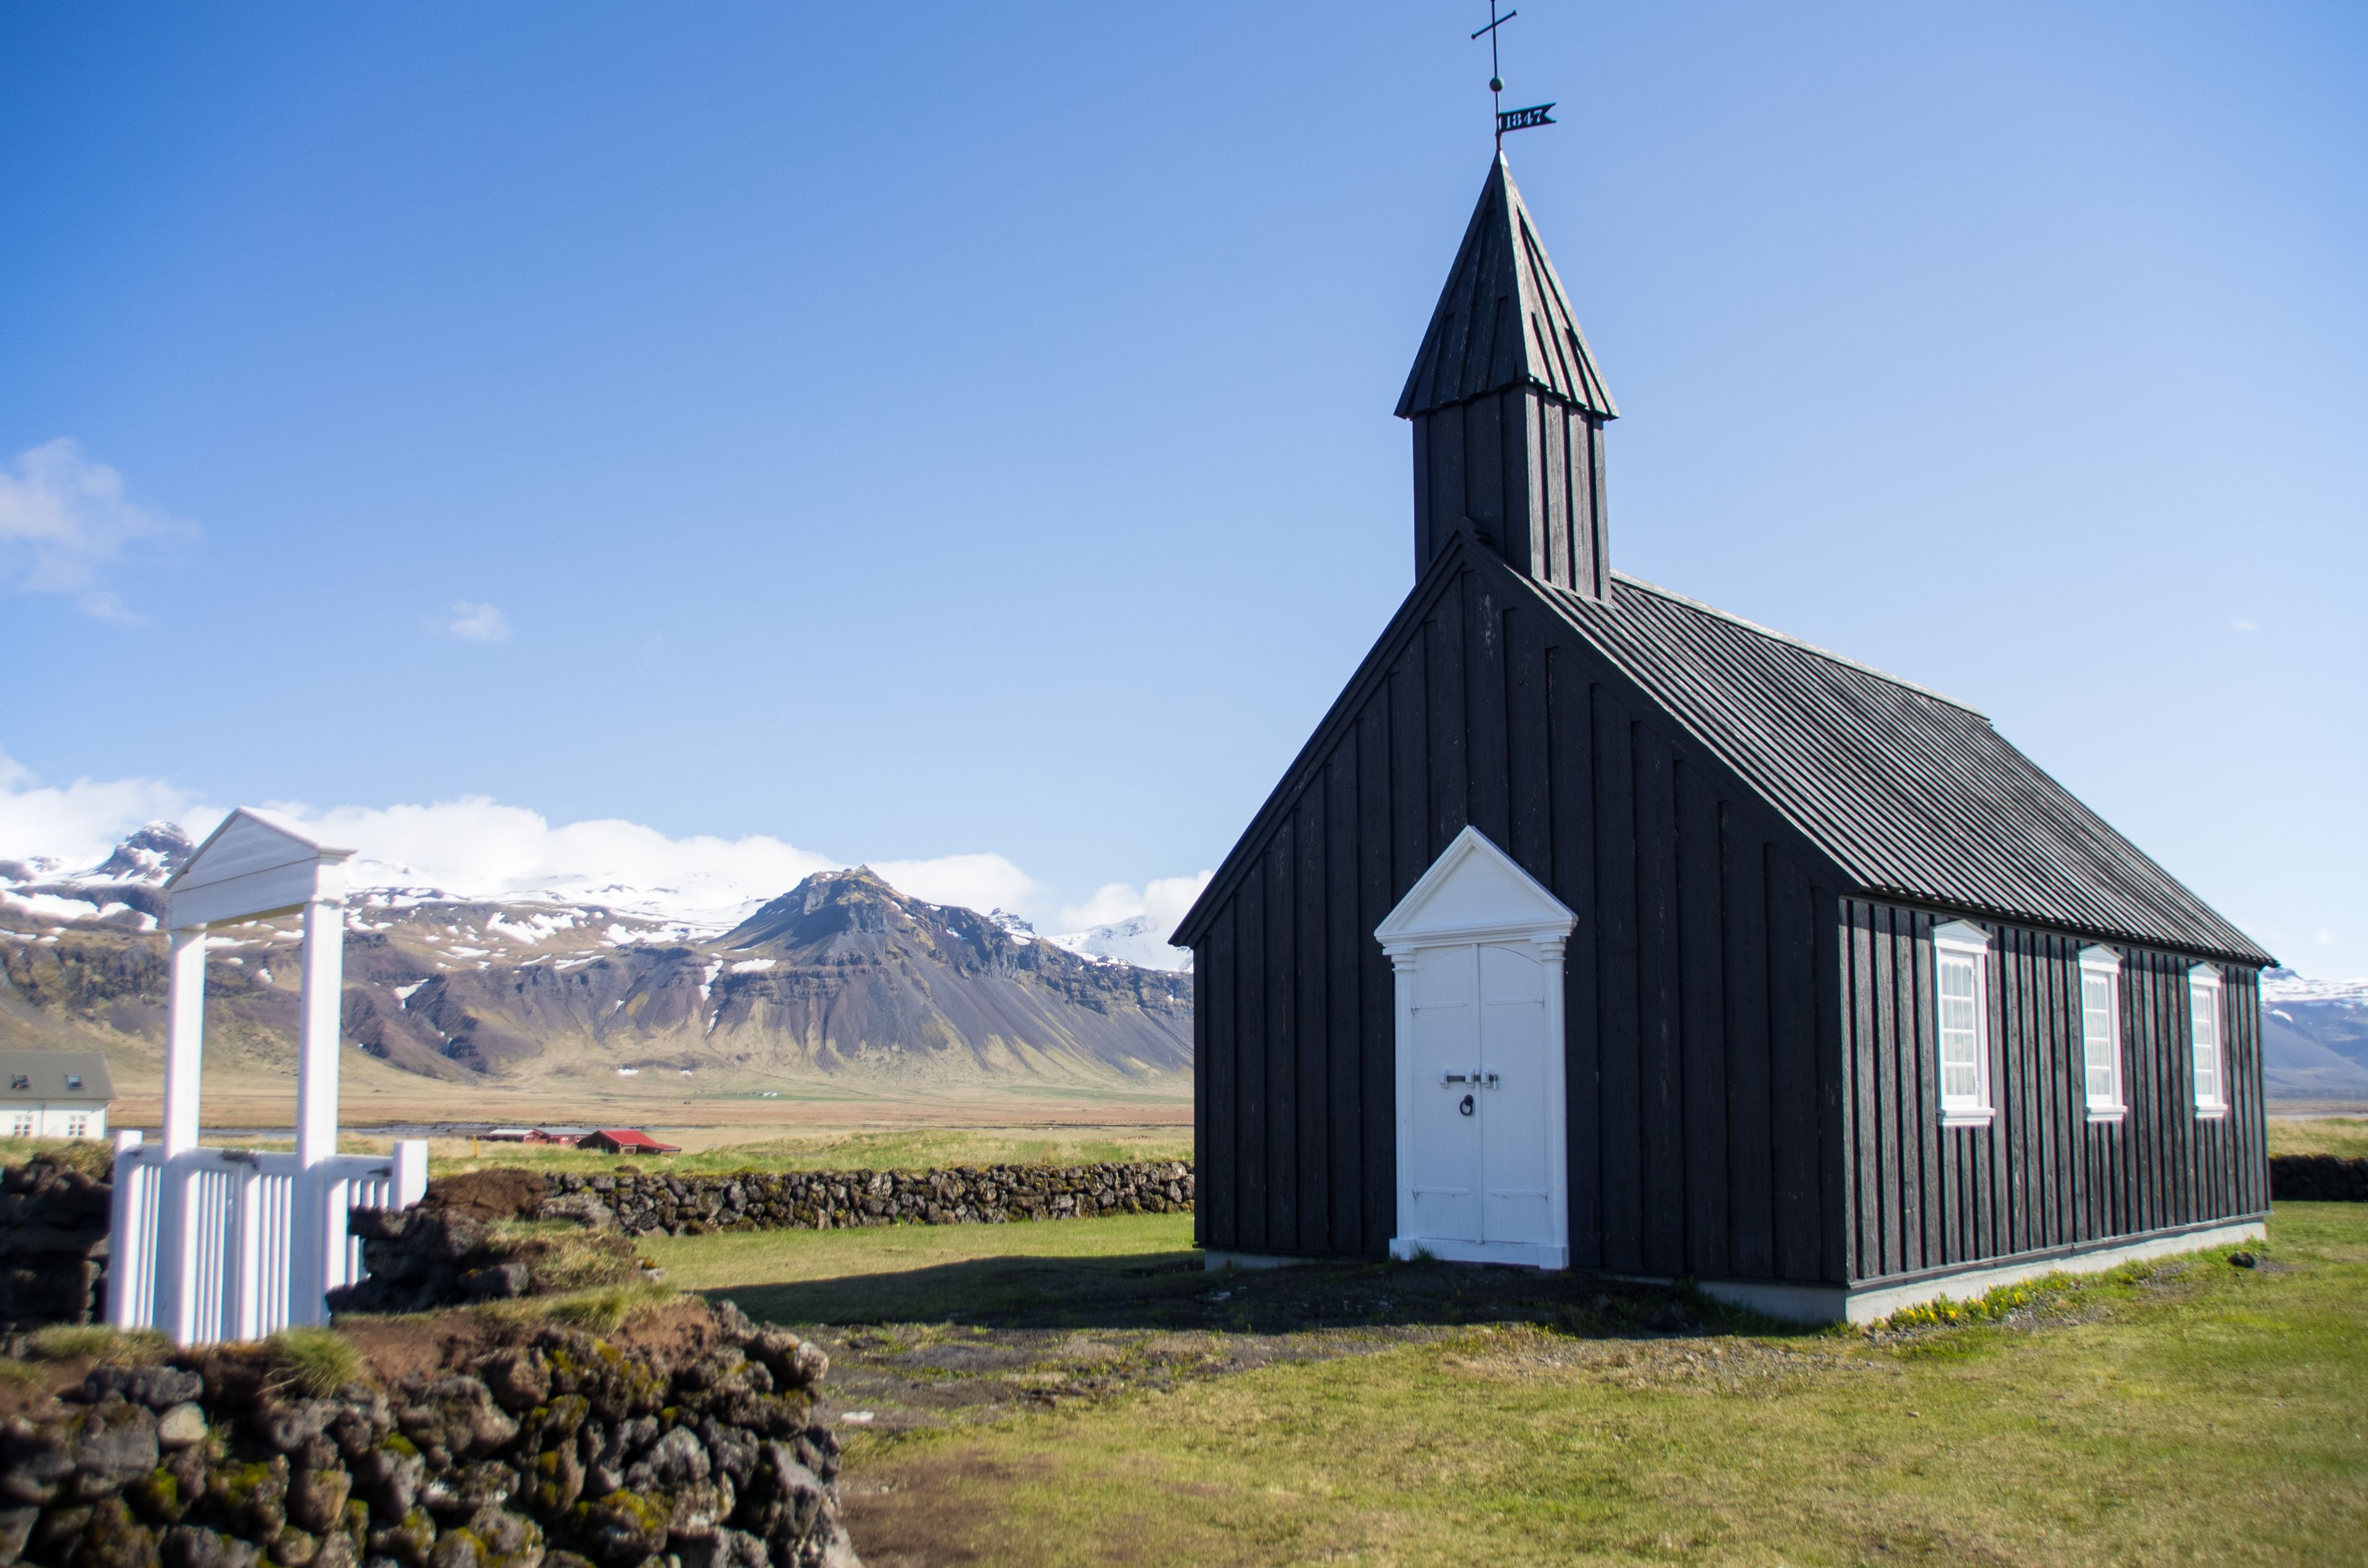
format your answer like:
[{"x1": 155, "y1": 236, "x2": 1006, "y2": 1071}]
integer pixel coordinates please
[
  {"x1": 265, "y1": 1325, "x2": 363, "y2": 1397},
  {"x1": 472, "y1": 1279, "x2": 678, "y2": 1335},
  {"x1": 421, "y1": 1127, "x2": 1193, "y2": 1180},
  {"x1": 0, "y1": 1138, "x2": 115, "y2": 1178},
  {"x1": 2269, "y1": 1116, "x2": 2368, "y2": 1160},
  {"x1": 643, "y1": 1212, "x2": 1195, "y2": 1322},
  {"x1": 22, "y1": 1324, "x2": 173, "y2": 1365},
  {"x1": 646, "y1": 1205, "x2": 2367, "y2": 1566}
]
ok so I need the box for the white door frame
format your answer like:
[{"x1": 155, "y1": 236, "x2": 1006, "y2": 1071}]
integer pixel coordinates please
[{"x1": 1376, "y1": 826, "x2": 1576, "y2": 1270}]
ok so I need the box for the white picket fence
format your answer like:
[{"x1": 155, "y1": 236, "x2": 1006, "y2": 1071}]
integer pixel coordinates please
[{"x1": 108, "y1": 1131, "x2": 426, "y2": 1344}]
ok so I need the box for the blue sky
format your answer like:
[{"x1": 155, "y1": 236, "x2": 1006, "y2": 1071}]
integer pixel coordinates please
[{"x1": 2, "y1": 3, "x2": 2362, "y2": 966}]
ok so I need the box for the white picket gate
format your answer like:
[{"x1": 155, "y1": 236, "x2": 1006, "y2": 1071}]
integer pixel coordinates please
[
  {"x1": 109, "y1": 1136, "x2": 426, "y2": 1342},
  {"x1": 106, "y1": 808, "x2": 430, "y2": 1345}
]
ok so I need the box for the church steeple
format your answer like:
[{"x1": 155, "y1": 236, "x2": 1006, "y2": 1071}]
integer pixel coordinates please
[{"x1": 1399, "y1": 154, "x2": 1618, "y2": 598}]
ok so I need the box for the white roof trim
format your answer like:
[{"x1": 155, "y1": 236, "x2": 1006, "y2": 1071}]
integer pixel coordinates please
[
  {"x1": 1375, "y1": 826, "x2": 1576, "y2": 950},
  {"x1": 1932, "y1": 919, "x2": 1992, "y2": 950}
]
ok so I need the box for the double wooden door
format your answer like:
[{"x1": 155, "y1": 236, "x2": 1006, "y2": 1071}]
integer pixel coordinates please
[{"x1": 1400, "y1": 939, "x2": 1558, "y2": 1255}]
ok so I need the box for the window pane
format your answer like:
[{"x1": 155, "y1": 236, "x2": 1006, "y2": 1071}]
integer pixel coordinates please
[
  {"x1": 2192, "y1": 981, "x2": 2221, "y2": 1104},
  {"x1": 2082, "y1": 972, "x2": 2116, "y2": 1104},
  {"x1": 1938, "y1": 954, "x2": 1982, "y2": 1106}
]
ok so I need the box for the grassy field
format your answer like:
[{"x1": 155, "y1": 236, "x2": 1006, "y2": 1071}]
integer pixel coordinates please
[
  {"x1": 644, "y1": 1210, "x2": 1193, "y2": 1320},
  {"x1": 646, "y1": 1204, "x2": 2368, "y2": 1568},
  {"x1": 418, "y1": 1127, "x2": 1193, "y2": 1178},
  {"x1": 9, "y1": 1114, "x2": 2350, "y2": 1182},
  {"x1": 2267, "y1": 1116, "x2": 2368, "y2": 1160},
  {"x1": 0, "y1": 1127, "x2": 1194, "y2": 1180}
]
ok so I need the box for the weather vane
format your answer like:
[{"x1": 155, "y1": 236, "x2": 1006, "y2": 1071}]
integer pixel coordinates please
[{"x1": 1473, "y1": 1, "x2": 1555, "y2": 150}]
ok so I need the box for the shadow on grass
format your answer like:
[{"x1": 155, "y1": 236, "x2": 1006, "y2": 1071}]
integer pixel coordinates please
[{"x1": 698, "y1": 1244, "x2": 1813, "y2": 1341}]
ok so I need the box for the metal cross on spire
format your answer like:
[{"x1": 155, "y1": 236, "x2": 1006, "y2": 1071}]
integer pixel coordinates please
[{"x1": 1472, "y1": 1, "x2": 1555, "y2": 150}]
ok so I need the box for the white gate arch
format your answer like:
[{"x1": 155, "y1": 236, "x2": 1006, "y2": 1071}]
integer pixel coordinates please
[{"x1": 108, "y1": 808, "x2": 426, "y2": 1344}]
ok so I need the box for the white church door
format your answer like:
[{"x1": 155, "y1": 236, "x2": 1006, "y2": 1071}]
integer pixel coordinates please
[{"x1": 1379, "y1": 827, "x2": 1575, "y2": 1270}]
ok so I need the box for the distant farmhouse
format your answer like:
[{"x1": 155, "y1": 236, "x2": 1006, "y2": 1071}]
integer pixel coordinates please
[
  {"x1": 1174, "y1": 155, "x2": 2274, "y2": 1322},
  {"x1": 577, "y1": 1129, "x2": 682, "y2": 1155},
  {"x1": 0, "y1": 1051, "x2": 113, "y2": 1141}
]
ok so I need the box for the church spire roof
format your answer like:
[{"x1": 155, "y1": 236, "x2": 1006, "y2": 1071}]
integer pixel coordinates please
[{"x1": 1396, "y1": 153, "x2": 1618, "y2": 421}]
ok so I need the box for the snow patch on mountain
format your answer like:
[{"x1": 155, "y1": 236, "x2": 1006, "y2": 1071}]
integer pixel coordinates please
[
  {"x1": 2262, "y1": 967, "x2": 2368, "y2": 1006},
  {"x1": 1048, "y1": 913, "x2": 1191, "y2": 973}
]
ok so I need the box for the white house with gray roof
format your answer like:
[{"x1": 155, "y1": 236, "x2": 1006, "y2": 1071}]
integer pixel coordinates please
[{"x1": 0, "y1": 1051, "x2": 114, "y2": 1141}]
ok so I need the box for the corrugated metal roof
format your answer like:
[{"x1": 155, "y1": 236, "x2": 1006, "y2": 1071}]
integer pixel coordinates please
[
  {"x1": 1540, "y1": 572, "x2": 2274, "y2": 966},
  {"x1": 0, "y1": 1051, "x2": 115, "y2": 1101},
  {"x1": 1396, "y1": 153, "x2": 1618, "y2": 421}
]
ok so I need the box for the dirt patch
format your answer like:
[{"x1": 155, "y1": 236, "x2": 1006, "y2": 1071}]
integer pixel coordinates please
[
  {"x1": 0, "y1": 1356, "x2": 100, "y2": 1419},
  {"x1": 838, "y1": 1448, "x2": 1054, "y2": 1568},
  {"x1": 422, "y1": 1165, "x2": 548, "y2": 1220},
  {"x1": 328, "y1": 1293, "x2": 728, "y2": 1384}
]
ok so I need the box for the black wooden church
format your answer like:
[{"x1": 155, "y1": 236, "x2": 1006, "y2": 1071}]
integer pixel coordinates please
[{"x1": 1171, "y1": 154, "x2": 2275, "y2": 1321}]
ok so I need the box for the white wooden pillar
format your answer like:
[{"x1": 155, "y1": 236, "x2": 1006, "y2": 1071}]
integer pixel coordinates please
[
  {"x1": 156, "y1": 924, "x2": 208, "y2": 1341},
  {"x1": 297, "y1": 896, "x2": 343, "y2": 1167},
  {"x1": 162, "y1": 925, "x2": 208, "y2": 1155},
  {"x1": 292, "y1": 895, "x2": 345, "y2": 1323}
]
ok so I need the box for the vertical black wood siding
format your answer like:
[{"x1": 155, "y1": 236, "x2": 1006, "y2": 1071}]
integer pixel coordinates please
[
  {"x1": 1192, "y1": 563, "x2": 1846, "y2": 1282},
  {"x1": 1411, "y1": 389, "x2": 1611, "y2": 599},
  {"x1": 1839, "y1": 900, "x2": 2267, "y2": 1284}
]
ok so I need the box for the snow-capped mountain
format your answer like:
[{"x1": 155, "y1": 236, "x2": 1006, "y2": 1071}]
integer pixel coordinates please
[
  {"x1": 0, "y1": 820, "x2": 189, "y2": 930},
  {"x1": 1047, "y1": 913, "x2": 1191, "y2": 972},
  {"x1": 986, "y1": 908, "x2": 1191, "y2": 972},
  {"x1": 1, "y1": 821, "x2": 775, "y2": 952},
  {"x1": 1, "y1": 826, "x2": 1193, "y2": 1091},
  {"x1": 2263, "y1": 967, "x2": 2368, "y2": 1006},
  {"x1": 2259, "y1": 967, "x2": 2368, "y2": 1104}
]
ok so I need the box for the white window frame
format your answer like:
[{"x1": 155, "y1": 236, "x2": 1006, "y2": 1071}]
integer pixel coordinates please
[
  {"x1": 65, "y1": 1114, "x2": 89, "y2": 1139},
  {"x1": 1932, "y1": 920, "x2": 1996, "y2": 1128},
  {"x1": 2190, "y1": 964, "x2": 2229, "y2": 1119},
  {"x1": 7, "y1": 1112, "x2": 31, "y2": 1138},
  {"x1": 2078, "y1": 945, "x2": 2126, "y2": 1123}
]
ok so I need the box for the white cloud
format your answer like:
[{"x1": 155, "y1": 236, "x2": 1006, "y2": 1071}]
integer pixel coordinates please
[
  {"x1": 2230, "y1": 618, "x2": 2259, "y2": 633},
  {"x1": 1055, "y1": 870, "x2": 1212, "y2": 941},
  {"x1": 870, "y1": 853, "x2": 1051, "y2": 917},
  {"x1": 0, "y1": 752, "x2": 1208, "y2": 945},
  {"x1": 0, "y1": 751, "x2": 214, "y2": 866},
  {"x1": 442, "y1": 602, "x2": 512, "y2": 642},
  {"x1": 265, "y1": 795, "x2": 835, "y2": 919},
  {"x1": 0, "y1": 439, "x2": 197, "y2": 618}
]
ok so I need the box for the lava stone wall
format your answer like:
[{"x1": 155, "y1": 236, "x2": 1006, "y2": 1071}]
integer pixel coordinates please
[
  {"x1": 2269, "y1": 1155, "x2": 2368, "y2": 1202},
  {"x1": 0, "y1": 1159, "x2": 109, "y2": 1333},
  {"x1": 0, "y1": 1301, "x2": 859, "y2": 1568},
  {"x1": 538, "y1": 1162, "x2": 1194, "y2": 1238}
]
